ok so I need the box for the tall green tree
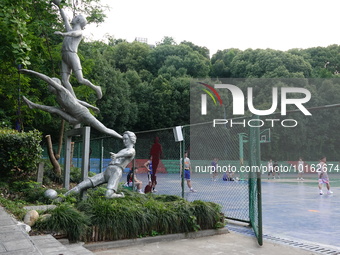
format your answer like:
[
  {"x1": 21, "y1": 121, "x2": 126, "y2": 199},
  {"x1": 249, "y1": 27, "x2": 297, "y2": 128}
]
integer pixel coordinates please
[
  {"x1": 147, "y1": 43, "x2": 211, "y2": 77},
  {"x1": 228, "y1": 49, "x2": 312, "y2": 78},
  {"x1": 0, "y1": 0, "x2": 107, "y2": 135}
]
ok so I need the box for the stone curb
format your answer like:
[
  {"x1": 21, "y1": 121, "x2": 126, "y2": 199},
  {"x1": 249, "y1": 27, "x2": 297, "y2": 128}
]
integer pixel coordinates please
[
  {"x1": 23, "y1": 205, "x2": 57, "y2": 211},
  {"x1": 84, "y1": 228, "x2": 229, "y2": 252}
]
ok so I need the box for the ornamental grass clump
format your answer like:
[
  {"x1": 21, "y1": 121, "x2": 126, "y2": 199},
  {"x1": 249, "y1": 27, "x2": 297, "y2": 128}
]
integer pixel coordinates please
[
  {"x1": 34, "y1": 187, "x2": 225, "y2": 242},
  {"x1": 81, "y1": 191, "x2": 225, "y2": 241},
  {"x1": 170, "y1": 199, "x2": 199, "y2": 233},
  {"x1": 191, "y1": 200, "x2": 224, "y2": 229},
  {"x1": 35, "y1": 203, "x2": 88, "y2": 243},
  {"x1": 142, "y1": 199, "x2": 179, "y2": 235},
  {"x1": 89, "y1": 191, "x2": 157, "y2": 239}
]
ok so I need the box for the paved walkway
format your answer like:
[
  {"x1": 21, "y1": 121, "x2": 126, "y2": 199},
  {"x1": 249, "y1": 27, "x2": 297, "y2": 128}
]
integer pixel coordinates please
[
  {"x1": 0, "y1": 206, "x2": 41, "y2": 255},
  {"x1": 92, "y1": 231, "x2": 318, "y2": 255},
  {"x1": 0, "y1": 206, "x2": 93, "y2": 255}
]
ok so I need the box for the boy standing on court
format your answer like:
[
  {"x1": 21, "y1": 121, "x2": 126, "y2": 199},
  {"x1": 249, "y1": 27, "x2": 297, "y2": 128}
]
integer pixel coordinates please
[
  {"x1": 180, "y1": 152, "x2": 196, "y2": 192},
  {"x1": 297, "y1": 158, "x2": 304, "y2": 181},
  {"x1": 317, "y1": 156, "x2": 333, "y2": 195},
  {"x1": 211, "y1": 158, "x2": 219, "y2": 181}
]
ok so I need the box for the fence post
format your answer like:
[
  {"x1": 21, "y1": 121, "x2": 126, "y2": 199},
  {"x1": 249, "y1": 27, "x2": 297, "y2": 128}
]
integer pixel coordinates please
[
  {"x1": 248, "y1": 115, "x2": 263, "y2": 246},
  {"x1": 100, "y1": 138, "x2": 103, "y2": 173},
  {"x1": 181, "y1": 138, "x2": 185, "y2": 198},
  {"x1": 37, "y1": 162, "x2": 45, "y2": 184},
  {"x1": 63, "y1": 126, "x2": 91, "y2": 192}
]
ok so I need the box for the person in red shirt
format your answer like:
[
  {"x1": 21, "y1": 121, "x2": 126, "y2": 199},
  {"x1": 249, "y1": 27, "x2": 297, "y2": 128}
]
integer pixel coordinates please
[{"x1": 149, "y1": 137, "x2": 163, "y2": 192}]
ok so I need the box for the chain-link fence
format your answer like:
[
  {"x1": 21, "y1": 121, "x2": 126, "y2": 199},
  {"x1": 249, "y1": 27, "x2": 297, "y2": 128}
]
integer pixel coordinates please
[
  {"x1": 187, "y1": 121, "x2": 250, "y2": 221},
  {"x1": 40, "y1": 78, "x2": 340, "y2": 247},
  {"x1": 248, "y1": 116, "x2": 263, "y2": 245}
]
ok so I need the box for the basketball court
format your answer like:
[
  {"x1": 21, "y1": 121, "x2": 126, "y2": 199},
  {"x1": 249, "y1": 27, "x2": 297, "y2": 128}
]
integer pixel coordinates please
[{"x1": 261, "y1": 176, "x2": 340, "y2": 249}]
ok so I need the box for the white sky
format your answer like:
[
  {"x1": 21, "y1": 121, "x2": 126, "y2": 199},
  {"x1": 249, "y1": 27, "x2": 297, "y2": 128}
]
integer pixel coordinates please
[{"x1": 83, "y1": 0, "x2": 340, "y2": 56}]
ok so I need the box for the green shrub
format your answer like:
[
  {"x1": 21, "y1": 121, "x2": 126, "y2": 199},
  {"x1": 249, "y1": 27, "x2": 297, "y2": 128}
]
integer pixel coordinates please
[
  {"x1": 43, "y1": 162, "x2": 96, "y2": 185},
  {"x1": 154, "y1": 194, "x2": 183, "y2": 202},
  {"x1": 75, "y1": 192, "x2": 224, "y2": 242},
  {"x1": 191, "y1": 200, "x2": 224, "y2": 229},
  {"x1": 1, "y1": 181, "x2": 225, "y2": 243},
  {"x1": 43, "y1": 160, "x2": 63, "y2": 185},
  {"x1": 0, "y1": 197, "x2": 28, "y2": 220},
  {"x1": 35, "y1": 203, "x2": 89, "y2": 242},
  {"x1": 77, "y1": 194, "x2": 151, "y2": 241},
  {"x1": 169, "y1": 199, "x2": 197, "y2": 233},
  {"x1": 0, "y1": 128, "x2": 42, "y2": 180},
  {"x1": 141, "y1": 198, "x2": 179, "y2": 235},
  {"x1": 70, "y1": 167, "x2": 96, "y2": 183},
  {"x1": 9, "y1": 181, "x2": 48, "y2": 204}
]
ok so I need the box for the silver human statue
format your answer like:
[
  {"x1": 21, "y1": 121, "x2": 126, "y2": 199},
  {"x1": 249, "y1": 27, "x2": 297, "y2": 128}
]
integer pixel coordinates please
[
  {"x1": 20, "y1": 69, "x2": 122, "y2": 139},
  {"x1": 52, "y1": 0, "x2": 102, "y2": 99},
  {"x1": 64, "y1": 131, "x2": 136, "y2": 198}
]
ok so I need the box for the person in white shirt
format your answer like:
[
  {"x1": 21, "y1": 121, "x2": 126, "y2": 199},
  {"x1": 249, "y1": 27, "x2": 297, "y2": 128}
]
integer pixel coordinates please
[
  {"x1": 180, "y1": 152, "x2": 196, "y2": 192},
  {"x1": 317, "y1": 156, "x2": 333, "y2": 195},
  {"x1": 267, "y1": 159, "x2": 275, "y2": 179},
  {"x1": 297, "y1": 158, "x2": 304, "y2": 181}
]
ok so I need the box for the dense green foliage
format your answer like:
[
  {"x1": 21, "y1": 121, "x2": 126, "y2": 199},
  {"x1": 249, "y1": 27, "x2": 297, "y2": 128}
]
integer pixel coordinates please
[
  {"x1": 9, "y1": 180, "x2": 47, "y2": 203},
  {"x1": 37, "y1": 203, "x2": 89, "y2": 242},
  {"x1": 0, "y1": 196, "x2": 28, "y2": 221},
  {"x1": 0, "y1": 180, "x2": 225, "y2": 243},
  {"x1": 0, "y1": 128, "x2": 43, "y2": 179},
  {"x1": 31, "y1": 188, "x2": 224, "y2": 242},
  {"x1": 0, "y1": 0, "x2": 106, "y2": 136},
  {"x1": 0, "y1": 180, "x2": 54, "y2": 219},
  {"x1": 1, "y1": 1, "x2": 340, "y2": 160}
]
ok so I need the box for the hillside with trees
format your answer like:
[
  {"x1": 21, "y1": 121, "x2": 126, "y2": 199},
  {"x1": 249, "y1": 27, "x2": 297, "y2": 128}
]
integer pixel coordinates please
[{"x1": 1, "y1": 0, "x2": 340, "y2": 160}]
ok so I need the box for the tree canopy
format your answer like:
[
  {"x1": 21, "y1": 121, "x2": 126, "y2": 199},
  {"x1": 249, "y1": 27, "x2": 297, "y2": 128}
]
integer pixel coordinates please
[{"x1": 1, "y1": 1, "x2": 340, "y2": 160}]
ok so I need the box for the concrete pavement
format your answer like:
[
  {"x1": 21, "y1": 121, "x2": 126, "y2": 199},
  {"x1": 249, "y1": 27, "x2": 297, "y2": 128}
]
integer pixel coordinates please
[
  {"x1": 0, "y1": 206, "x2": 41, "y2": 255},
  {"x1": 92, "y1": 231, "x2": 319, "y2": 255},
  {"x1": 0, "y1": 206, "x2": 93, "y2": 255}
]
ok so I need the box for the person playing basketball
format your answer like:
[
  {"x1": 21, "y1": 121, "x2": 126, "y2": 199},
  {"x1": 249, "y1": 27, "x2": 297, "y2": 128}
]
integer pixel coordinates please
[{"x1": 317, "y1": 156, "x2": 333, "y2": 195}]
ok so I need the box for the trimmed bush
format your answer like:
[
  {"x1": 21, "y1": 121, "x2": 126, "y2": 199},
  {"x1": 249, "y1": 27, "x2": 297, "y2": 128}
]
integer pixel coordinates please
[{"x1": 0, "y1": 128, "x2": 42, "y2": 180}]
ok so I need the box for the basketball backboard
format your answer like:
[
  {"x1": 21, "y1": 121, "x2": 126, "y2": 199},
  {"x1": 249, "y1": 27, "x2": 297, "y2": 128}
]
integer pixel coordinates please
[{"x1": 260, "y1": 128, "x2": 271, "y2": 143}]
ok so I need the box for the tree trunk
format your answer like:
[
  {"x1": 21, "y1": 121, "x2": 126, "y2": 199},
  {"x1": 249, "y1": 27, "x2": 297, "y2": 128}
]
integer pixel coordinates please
[
  {"x1": 55, "y1": 119, "x2": 65, "y2": 160},
  {"x1": 45, "y1": 135, "x2": 61, "y2": 176}
]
